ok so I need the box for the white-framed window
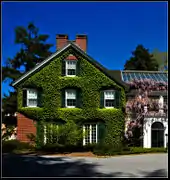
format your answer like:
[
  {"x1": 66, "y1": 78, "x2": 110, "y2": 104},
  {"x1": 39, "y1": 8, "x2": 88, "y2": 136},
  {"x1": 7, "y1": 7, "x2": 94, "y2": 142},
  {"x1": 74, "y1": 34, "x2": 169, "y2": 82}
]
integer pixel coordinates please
[
  {"x1": 27, "y1": 89, "x2": 38, "y2": 107},
  {"x1": 65, "y1": 89, "x2": 76, "y2": 108},
  {"x1": 83, "y1": 124, "x2": 98, "y2": 145},
  {"x1": 104, "y1": 90, "x2": 115, "y2": 108},
  {"x1": 65, "y1": 60, "x2": 77, "y2": 76}
]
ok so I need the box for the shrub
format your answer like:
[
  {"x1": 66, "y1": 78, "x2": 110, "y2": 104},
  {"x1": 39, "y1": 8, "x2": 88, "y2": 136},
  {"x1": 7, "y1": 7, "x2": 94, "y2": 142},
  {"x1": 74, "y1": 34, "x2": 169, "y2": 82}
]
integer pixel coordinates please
[
  {"x1": 93, "y1": 145, "x2": 167, "y2": 156},
  {"x1": 130, "y1": 147, "x2": 167, "y2": 154},
  {"x1": 35, "y1": 143, "x2": 64, "y2": 153},
  {"x1": 93, "y1": 143, "x2": 126, "y2": 156},
  {"x1": 35, "y1": 143, "x2": 98, "y2": 153},
  {"x1": 35, "y1": 120, "x2": 84, "y2": 149},
  {"x1": 2, "y1": 140, "x2": 33, "y2": 153}
]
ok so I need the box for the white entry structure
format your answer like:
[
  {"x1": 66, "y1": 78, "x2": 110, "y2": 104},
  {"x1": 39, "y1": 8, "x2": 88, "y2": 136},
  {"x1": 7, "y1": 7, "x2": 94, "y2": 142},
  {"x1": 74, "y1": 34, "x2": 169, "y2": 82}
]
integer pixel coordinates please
[{"x1": 143, "y1": 117, "x2": 168, "y2": 148}]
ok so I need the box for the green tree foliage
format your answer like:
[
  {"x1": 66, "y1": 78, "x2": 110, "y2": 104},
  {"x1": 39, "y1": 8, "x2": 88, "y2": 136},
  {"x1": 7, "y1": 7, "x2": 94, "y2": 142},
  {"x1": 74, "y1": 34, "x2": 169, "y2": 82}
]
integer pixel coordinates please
[
  {"x1": 2, "y1": 23, "x2": 53, "y2": 118},
  {"x1": 152, "y1": 49, "x2": 168, "y2": 71},
  {"x1": 124, "y1": 45, "x2": 159, "y2": 71}
]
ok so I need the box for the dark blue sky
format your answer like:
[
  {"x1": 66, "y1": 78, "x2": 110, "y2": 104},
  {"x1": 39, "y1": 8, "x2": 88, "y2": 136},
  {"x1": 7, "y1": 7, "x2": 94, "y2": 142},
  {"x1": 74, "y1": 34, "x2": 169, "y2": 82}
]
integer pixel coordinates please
[{"x1": 2, "y1": 2, "x2": 168, "y2": 96}]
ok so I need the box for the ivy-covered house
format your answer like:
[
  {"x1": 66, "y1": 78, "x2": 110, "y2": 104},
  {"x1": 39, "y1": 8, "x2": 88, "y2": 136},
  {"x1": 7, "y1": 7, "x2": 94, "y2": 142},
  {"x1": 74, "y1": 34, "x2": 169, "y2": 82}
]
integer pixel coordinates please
[
  {"x1": 12, "y1": 34, "x2": 168, "y2": 148},
  {"x1": 12, "y1": 34, "x2": 127, "y2": 146}
]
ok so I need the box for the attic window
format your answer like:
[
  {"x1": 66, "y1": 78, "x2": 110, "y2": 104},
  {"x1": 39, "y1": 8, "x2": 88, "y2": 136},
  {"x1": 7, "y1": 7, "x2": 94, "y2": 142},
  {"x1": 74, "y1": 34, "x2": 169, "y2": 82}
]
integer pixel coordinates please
[{"x1": 66, "y1": 60, "x2": 77, "y2": 76}]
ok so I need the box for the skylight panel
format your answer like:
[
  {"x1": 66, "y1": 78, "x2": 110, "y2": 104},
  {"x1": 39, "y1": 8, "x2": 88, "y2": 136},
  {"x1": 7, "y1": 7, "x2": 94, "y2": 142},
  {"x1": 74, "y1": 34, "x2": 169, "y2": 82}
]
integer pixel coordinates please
[
  {"x1": 122, "y1": 72, "x2": 128, "y2": 82},
  {"x1": 157, "y1": 73, "x2": 165, "y2": 82},
  {"x1": 134, "y1": 72, "x2": 141, "y2": 80}
]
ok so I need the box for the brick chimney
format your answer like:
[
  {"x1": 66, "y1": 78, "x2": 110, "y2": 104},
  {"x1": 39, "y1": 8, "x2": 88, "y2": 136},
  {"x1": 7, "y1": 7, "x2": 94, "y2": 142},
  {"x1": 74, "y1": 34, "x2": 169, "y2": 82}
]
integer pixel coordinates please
[
  {"x1": 75, "y1": 34, "x2": 87, "y2": 52},
  {"x1": 56, "y1": 34, "x2": 68, "y2": 50}
]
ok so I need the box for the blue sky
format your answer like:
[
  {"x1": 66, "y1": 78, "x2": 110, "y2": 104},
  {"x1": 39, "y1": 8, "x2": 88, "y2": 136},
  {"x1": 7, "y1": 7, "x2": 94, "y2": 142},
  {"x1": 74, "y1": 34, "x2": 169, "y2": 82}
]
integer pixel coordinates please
[{"x1": 2, "y1": 2, "x2": 168, "y2": 96}]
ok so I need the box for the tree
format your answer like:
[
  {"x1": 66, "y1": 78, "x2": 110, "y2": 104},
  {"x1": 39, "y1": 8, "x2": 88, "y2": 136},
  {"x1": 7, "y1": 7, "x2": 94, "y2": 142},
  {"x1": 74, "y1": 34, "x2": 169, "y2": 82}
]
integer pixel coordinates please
[
  {"x1": 124, "y1": 45, "x2": 159, "y2": 71},
  {"x1": 152, "y1": 49, "x2": 168, "y2": 71},
  {"x1": 2, "y1": 22, "x2": 53, "y2": 120}
]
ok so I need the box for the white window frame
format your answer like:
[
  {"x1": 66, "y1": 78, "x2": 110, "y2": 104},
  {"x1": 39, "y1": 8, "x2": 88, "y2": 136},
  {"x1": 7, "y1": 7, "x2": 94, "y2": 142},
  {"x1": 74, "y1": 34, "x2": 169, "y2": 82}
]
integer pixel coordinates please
[
  {"x1": 26, "y1": 88, "x2": 38, "y2": 107},
  {"x1": 104, "y1": 90, "x2": 115, "y2": 108},
  {"x1": 83, "y1": 124, "x2": 98, "y2": 145},
  {"x1": 65, "y1": 89, "x2": 76, "y2": 108},
  {"x1": 65, "y1": 60, "x2": 77, "y2": 77}
]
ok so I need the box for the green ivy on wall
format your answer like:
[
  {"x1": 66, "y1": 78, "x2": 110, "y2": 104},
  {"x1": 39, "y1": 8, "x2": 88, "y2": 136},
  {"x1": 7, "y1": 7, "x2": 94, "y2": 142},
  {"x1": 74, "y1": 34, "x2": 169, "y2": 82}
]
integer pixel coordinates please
[{"x1": 16, "y1": 46, "x2": 126, "y2": 146}]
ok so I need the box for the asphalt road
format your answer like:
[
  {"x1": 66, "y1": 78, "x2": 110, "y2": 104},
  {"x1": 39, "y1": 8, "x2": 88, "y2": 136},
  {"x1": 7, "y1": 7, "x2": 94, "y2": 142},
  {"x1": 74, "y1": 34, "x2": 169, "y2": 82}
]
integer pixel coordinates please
[{"x1": 2, "y1": 153, "x2": 168, "y2": 177}]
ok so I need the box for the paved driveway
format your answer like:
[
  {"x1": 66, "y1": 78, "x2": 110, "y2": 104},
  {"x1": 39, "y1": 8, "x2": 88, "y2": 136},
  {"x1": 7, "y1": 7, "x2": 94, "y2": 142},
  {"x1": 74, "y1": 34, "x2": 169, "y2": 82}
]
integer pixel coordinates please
[{"x1": 2, "y1": 153, "x2": 168, "y2": 177}]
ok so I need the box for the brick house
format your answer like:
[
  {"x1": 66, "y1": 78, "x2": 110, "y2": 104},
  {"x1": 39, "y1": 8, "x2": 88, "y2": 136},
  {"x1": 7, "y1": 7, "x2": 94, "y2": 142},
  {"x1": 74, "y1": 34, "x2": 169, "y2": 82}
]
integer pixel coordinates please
[{"x1": 12, "y1": 34, "x2": 168, "y2": 148}]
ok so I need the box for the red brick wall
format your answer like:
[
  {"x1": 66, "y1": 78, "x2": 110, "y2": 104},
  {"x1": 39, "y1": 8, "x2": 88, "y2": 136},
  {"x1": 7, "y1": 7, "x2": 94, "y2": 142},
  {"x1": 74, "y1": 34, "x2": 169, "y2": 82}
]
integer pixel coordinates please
[
  {"x1": 56, "y1": 34, "x2": 87, "y2": 52},
  {"x1": 17, "y1": 113, "x2": 37, "y2": 142},
  {"x1": 75, "y1": 35, "x2": 87, "y2": 52},
  {"x1": 56, "y1": 34, "x2": 68, "y2": 50}
]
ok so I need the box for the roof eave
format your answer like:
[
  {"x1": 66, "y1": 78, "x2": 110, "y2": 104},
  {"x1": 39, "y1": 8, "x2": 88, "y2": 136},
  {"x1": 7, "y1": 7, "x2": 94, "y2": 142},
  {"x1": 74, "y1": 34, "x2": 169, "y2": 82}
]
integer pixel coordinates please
[{"x1": 12, "y1": 43, "x2": 72, "y2": 87}]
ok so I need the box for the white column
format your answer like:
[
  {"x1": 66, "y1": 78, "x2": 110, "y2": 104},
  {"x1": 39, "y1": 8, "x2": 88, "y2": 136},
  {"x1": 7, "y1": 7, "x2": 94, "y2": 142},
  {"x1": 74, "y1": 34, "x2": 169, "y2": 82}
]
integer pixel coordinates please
[{"x1": 147, "y1": 119, "x2": 151, "y2": 148}]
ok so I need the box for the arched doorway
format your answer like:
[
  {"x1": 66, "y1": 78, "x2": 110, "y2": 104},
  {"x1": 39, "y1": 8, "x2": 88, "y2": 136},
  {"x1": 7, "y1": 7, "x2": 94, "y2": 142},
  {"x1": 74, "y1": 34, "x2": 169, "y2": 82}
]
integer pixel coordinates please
[{"x1": 151, "y1": 122, "x2": 164, "y2": 147}]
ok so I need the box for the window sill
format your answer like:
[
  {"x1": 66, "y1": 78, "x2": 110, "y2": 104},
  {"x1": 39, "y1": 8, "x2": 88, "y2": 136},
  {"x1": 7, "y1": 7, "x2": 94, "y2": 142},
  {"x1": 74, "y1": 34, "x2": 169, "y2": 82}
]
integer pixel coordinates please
[
  {"x1": 26, "y1": 106, "x2": 38, "y2": 108},
  {"x1": 104, "y1": 107, "x2": 115, "y2": 108},
  {"x1": 66, "y1": 75, "x2": 76, "y2": 77},
  {"x1": 65, "y1": 106, "x2": 76, "y2": 108},
  {"x1": 22, "y1": 106, "x2": 41, "y2": 108}
]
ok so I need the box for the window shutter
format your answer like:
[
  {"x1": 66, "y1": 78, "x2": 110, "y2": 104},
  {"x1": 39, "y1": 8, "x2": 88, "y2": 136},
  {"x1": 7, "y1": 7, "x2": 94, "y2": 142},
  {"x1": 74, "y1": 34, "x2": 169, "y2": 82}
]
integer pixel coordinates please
[
  {"x1": 76, "y1": 60, "x2": 80, "y2": 76},
  {"x1": 61, "y1": 89, "x2": 65, "y2": 107},
  {"x1": 115, "y1": 90, "x2": 120, "y2": 108},
  {"x1": 23, "y1": 89, "x2": 27, "y2": 107},
  {"x1": 76, "y1": 89, "x2": 82, "y2": 108},
  {"x1": 97, "y1": 123, "x2": 106, "y2": 144},
  {"x1": 61, "y1": 60, "x2": 66, "y2": 76},
  {"x1": 37, "y1": 90, "x2": 43, "y2": 107},
  {"x1": 100, "y1": 91, "x2": 104, "y2": 108}
]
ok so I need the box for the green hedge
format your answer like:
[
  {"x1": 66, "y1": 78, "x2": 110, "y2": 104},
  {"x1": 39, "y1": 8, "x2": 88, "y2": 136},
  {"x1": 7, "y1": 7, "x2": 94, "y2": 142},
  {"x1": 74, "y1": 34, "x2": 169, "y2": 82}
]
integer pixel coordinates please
[
  {"x1": 16, "y1": 46, "x2": 126, "y2": 146},
  {"x1": 93, "y1": 145, "x2": 167, "y2": 156},
  {"x1": 35, "y1": 143, "x2": 97, "y2": 153},
  {"x1": 2, "y1": 140, "x2": 33, "y2": 153}
]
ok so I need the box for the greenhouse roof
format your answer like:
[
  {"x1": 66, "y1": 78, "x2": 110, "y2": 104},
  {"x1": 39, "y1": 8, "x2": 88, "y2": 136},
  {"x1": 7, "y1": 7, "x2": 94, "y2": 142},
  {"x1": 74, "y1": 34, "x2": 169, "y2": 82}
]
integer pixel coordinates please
[{"x1": 121, "y1": 70, "x2": 168, "y2": 83}]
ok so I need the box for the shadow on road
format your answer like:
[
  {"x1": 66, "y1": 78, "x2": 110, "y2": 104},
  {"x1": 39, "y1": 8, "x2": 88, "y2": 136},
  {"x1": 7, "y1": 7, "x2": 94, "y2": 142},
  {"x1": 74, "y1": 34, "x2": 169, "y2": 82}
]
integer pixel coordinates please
[{"x1": 2, "y1": 153, "x2": 168, "y2": 177}]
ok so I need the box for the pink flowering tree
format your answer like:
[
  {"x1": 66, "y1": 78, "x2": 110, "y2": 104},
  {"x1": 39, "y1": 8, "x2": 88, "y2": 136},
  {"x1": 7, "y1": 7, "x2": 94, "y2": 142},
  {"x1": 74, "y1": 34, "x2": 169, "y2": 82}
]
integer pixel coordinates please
[{"x1": 124, "y1": 78, "x2": 168, "y2": 146}]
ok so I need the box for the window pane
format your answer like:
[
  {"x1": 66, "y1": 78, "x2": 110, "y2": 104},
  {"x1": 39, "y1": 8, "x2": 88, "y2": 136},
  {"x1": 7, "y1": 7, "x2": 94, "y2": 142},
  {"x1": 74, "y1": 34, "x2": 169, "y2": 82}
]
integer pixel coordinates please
[
  {"x1": 28, "y1": 89, "x2": 37, "y2": 99},
  {"x1": 122, "y1": 73, "x2": 128, "y2": 82},
  {"x1": 67, "y1": 99, "x2": 76, "y2": 107},
  {"x1": 91, "y1": 124, "x2": 97, "y2": 143},
  {"x1": 104, "y1": 91, "x2": 115, "y2": 99},
  {"x1": 105, "y1": 99, "x2": 114, "y2": 107},
  {"x1": 67, "y1": 90, "x2": 76, "y2": 99},
  {"x1": 28, "y1": 99, "x2": 37, "y2": 106},
  {"x1": 85, "y1": 125, "x2": 90, "y2": 145},
  {"x1": 68, "y1": 69, "x2": 76, "y2": 75},
  {"x1": 67, "y1": 61, "x2": 76, "y2": 69}
]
